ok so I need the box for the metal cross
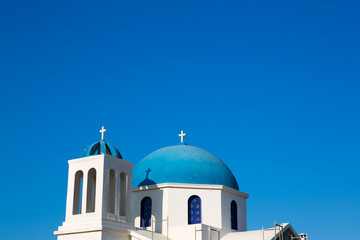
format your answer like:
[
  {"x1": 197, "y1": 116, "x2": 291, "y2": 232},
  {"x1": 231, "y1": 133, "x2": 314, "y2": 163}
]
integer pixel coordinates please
[
  {"x1": 99, "y1": 126, "x2": 106, "y2": 140},
  {"x1": 178, "y1": 130, "x2": 186, "y2": 143}
]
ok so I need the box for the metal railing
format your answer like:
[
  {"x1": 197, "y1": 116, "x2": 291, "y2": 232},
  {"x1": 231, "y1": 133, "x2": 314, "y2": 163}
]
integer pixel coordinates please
[
  {"x1": 151, "y1": 216, "x2": 169, "y2": 240},
  {"x1": 261, "y1": 220, "x2": 283, "y2": 240},
  {"x1": 195, "y1": 225, "x2": 220, "y2": 240}
]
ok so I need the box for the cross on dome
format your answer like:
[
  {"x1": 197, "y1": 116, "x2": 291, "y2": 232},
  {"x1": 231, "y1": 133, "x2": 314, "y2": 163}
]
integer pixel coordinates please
[
  {"x1": 100, "y1": 126, "x2": 106, "y2": 140},
  {"x1": 178, "y1": 130, "x2": 186, "y2": 143}
]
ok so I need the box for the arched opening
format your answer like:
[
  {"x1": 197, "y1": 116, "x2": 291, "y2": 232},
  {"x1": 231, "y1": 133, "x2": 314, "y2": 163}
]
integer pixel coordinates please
[
  {"x1": 108, "y1": 169, "x2": 116, "y2": 214},
  {"x1": 140, "y1": 197, "x2": 152, "y2": 227},
  {"x1": 231, "y1": 200, "x2": 238, "y2": 230},
  {"x1": 119, "y1": 172, "x2": 127, "y2": 216},
  {"x1": 188, "y1": 195, "x2": 201, "y2": 224},
  {"x1": 73, "y1": 171, "x2": 83, "y2": 215},
  {"x1": 86, "y1": 168, "x2": 96, "y2": 213}
]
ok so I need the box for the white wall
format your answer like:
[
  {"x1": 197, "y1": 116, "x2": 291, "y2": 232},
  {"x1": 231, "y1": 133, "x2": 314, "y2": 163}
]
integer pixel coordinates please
[
  {"x1": 166, "y1": 186, "x2": 222, "y2": 228},
  {"x1": 132, "y1": 187, "x2": 165, "y2": 232},
  {"x1": 220, "y1": 189, "x2": 247, "y2": 236},
  {"x1": 131, "y1": 183, "x2": 248, "y2": 240},
  {"x1": 64, "y1": 155, "x2": 104, "y2": 223}
]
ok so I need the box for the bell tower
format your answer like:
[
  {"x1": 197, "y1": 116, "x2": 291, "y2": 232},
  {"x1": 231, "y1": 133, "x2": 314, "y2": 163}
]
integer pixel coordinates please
[{"x1": 55, "y1": 127, "x2": 133, "y2": 240}]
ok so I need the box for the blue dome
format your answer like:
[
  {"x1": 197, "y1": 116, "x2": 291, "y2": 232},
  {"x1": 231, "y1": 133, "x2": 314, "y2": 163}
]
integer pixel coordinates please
[
  {"x1": 82, "y1": 140, "x2": 122, "y2": 159},
  {"x1": 133, "y1": 144, "x2": 239, "y2": 190}
]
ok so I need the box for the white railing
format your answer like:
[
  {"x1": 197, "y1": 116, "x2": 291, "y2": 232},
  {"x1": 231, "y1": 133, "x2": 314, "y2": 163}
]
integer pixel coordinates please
[
  {"x1": 151, "y1": 216, "x2": 169, "y2": 240},
  {"x1": 195, "y1": 225, "x2": 220, "y2": 240}
]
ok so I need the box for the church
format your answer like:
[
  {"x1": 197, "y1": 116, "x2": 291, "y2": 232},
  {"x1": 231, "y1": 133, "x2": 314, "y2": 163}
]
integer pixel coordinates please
[{"x1": 54, "y1": 127, "x2": 307, "y2": 240}]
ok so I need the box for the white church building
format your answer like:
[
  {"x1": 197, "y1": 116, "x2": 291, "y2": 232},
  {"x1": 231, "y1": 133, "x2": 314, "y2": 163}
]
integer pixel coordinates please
[{"x1": 54, "y1": 128, "x2": 306, "y2": 240}]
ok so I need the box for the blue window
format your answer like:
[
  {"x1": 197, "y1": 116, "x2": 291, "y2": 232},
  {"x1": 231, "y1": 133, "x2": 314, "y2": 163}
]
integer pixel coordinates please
[
  {"x1": 140, "y1": 197, "x2": 152, "y2": 227},
  {"x1": 188, "y1": 195, "x2": 201, "y2": 224},
  {"x1": 231, "y1": 201, "x2": 238, "y2": 230}
]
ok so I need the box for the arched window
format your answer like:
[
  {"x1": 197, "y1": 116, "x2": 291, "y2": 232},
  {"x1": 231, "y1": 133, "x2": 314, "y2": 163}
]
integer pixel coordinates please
[
  {"x1": 86, "y1": 168, "x2": 96, "y2": 213},
  {"x1": 73, "y1": 170, "x2": 83, "y2": 215},
  {"x1": 140, "y1": 197, "x2": 152, "y2": 227},
  {"x1": 108, "y1": 169, "x2": 116, "y2": 214},
  {"x1": 119, "y1": 172, "x2": 127, "y2": 216},
  {"x1": 231, "y1": 200, "x2": 238, "y2": 230},
  {"x1": 188, "y1": 195, "x2": 201, "y2": 224}
]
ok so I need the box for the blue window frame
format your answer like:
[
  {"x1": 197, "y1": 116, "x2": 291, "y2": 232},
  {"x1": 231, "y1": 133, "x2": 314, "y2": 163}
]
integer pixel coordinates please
[
  {"x1": 231, "y1": 200, "x2": 238, "y2": 230},
  {"x1": 140, "y1": 197, "x2": 152, "y2": 227},
  {"x1": 188, "y1": 195, "x2": 201, "y2": 224}
]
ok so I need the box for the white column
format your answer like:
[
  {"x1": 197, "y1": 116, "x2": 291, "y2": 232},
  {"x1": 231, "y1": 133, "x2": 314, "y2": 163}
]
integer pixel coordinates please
[
  {"x1": 81, "y1": 169, "x2": 88, "y2": 214},
  {"x1": 65, "y1": 168, "x2": 75, "y2": 221}
]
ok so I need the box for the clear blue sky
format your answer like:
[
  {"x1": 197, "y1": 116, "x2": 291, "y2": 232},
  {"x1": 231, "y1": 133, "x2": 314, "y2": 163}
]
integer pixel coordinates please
[{"x1": 0, "y1": 1, "x2": 359, "y2": 239}]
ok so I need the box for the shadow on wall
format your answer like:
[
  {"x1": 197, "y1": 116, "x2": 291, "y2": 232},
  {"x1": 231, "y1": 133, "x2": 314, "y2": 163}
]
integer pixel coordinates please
[{"x1": 136, "y1": 168, "x2": 167, "y2": 234}]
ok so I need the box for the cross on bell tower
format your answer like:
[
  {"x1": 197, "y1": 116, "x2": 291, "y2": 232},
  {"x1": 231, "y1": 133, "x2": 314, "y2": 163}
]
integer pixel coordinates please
[{"x1": 100, "y1": 126, "x2": 106, "y2": 140}]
